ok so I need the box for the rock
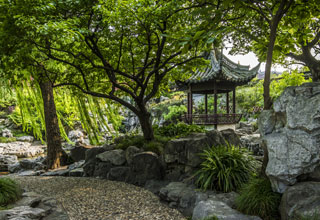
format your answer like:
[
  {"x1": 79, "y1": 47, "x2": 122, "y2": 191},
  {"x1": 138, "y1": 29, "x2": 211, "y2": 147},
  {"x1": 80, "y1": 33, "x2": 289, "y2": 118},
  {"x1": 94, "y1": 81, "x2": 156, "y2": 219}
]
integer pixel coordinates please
[
  {"x1": 70, "y1": 145, "x2": 94, "y2": 162},
  {"x1": 192, "y1": 199, "x2": 262, "y2": 220},
  {"x1": 0, "y1": 206, "x2": 47, "y2": 219},
  {"x1": 60, "y1": 150, "x2": 74, "y2": 166},
  {"x1": 19, "y1": 158, "x2": 46, "y2": 171},
  {"x1": 240, "y1": 134, "x2": 263, "y2": 156},
  {"x1": 0, "y1": 155, "x2": 18, "y2": 171},
  {"x1": 209, "y1": 192, "x2": 239, "y2": 209},
  {"x1": 280, "y1": 182, "x2": 320, "y2": 220},
  {"x1": 108, "y1": 166, "x2": 131, "y2": 181},
  {"x1": 83, "y1": 147, "x2": 107, "y2": 176},
  {"x1": 41, "y1": 169, "x2": 69, "y2": 176},
  {"x1": 125, "y1": 146, "x2": 142, "y2": 165},
  {"x1": 16, "y1": 135, "x2": 34, "y2": 142},
  {"x1": 102, "y1": 143, "x2": 115, "y2": 151},
  {"x1": 8, "y1": 163, "x2": 22, "y2": 173},
  {"x1": 69, "y1": 168, "x2": 84, "y2": 177},
  {"x1": 68, "y1": 130, "x2": 85, "y2": 144},
  {"x1": 18, "y1": 170, "x2": 40, "y2": 176},
  {"x1": 130, "y1": 152, "x2": 163, "y2": 185},
  {"x1": 1, "y1": 128, "x2": 13, "y2": 138},
  {"x1": 96, "y1": 149, "x2": 126, "y2": 166},
  {"x1": 93, "y1": 162, "x2": 112, "y2": 178},
  {"x1": 0, "y1": 142, "x2": 45, "y2": 158},
  {"x1": 163, "y1": 131, "x2": 226, "y2": 181},
  {"x1": 144, "y1": 180, "x2": 170, "y2": 195},
  {"x1": 68, "y1": 160, "x2": 85, "y2": 170},
  {"x1": 220, "y1": 129, "x2": 243, "y2": 147},
  {"x1": 259, "y1": 83, "x2": 320, "y2": 193},
  {"x1": 159, "y1": 182, "x2": 197, "y2": 216}
]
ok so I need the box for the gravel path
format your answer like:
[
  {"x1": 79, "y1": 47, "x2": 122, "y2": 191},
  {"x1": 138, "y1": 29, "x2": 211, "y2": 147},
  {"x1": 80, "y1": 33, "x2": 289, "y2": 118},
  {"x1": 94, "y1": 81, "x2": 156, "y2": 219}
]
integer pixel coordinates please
[{"x1": 10, "y1": 176, "x2": 186, "y2": 220}]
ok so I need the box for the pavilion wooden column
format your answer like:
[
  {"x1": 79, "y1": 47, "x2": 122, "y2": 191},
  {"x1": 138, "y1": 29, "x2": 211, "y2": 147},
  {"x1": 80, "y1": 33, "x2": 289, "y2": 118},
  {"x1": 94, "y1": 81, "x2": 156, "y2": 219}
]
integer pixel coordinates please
[
  {"x1": 232, "y1": 87, "x2": 236, "y2": 114},
  {"x1": 226, "y1": 92, "x2": 229, "y2": 114},
  {"x1": 205, "y1": 94, "x2": 208, "y2": 114},
  {"x1": 214, "y1": 83, "x2": 218, "y2": 129},
  {"x1": 187, "y1": 87, "x2": 193, "y2": 124}
]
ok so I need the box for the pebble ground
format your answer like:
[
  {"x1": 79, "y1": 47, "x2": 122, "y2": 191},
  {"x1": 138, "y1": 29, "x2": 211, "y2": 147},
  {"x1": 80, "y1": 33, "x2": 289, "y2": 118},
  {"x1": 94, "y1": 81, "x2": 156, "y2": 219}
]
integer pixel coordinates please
[{"x1": 10, "y1": 176, "x2": 187, "y2": 220}]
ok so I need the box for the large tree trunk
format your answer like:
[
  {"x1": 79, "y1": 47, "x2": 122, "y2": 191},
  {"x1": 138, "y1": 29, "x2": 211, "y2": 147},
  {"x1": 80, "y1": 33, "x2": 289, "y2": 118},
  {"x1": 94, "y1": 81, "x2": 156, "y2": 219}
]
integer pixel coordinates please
[
  {"x1": 136, "y1": 104, "x2": 154, "y2": 141},
  {"x1": 39, "y1": 82, "x2": 63, "y2": 170}
]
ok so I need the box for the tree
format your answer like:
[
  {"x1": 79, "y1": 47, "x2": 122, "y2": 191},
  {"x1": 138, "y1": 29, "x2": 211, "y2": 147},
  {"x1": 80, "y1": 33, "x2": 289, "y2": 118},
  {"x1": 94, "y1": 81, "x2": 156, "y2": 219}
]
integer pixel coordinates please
[
  {"x1": 225, "y1": 0, "x2": 293, "y2": 109},
  {"x1": 3, "y1": 0, "x2": 221, "y2": 141},
  {"x1": 277, "y1": 0, "x2": 320, "y2": 81},
  {"x1": 0, "y1": 1, "x2": 65, "y2": 169}
]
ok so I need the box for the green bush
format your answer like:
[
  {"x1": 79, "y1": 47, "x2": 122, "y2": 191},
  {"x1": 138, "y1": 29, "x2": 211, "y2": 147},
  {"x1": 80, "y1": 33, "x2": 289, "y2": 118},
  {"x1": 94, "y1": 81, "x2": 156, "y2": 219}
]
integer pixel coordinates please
[
  {"x1": 235, "y1": 177, "x2": 281, "y2": 220},
  {"x1": 0, "y1": 178, "x2": 22, "y2": 207},
  {"x1": 115, "y1": 135, "x2": 170, "y2": 155},
  {"x1": 195, "y1": 145, "x2": 256, "y2": 192},
  {"x1": 154, "y1": 122, "x2": 205, "y2": 138}
]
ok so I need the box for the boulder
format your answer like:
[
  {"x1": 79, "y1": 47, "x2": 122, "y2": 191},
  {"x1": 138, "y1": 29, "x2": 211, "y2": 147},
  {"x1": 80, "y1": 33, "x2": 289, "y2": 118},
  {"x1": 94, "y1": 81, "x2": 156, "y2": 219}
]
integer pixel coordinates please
[
  {"x1": 159, "y1": 182, "x2": 198, "y2": 216},
  {"x1": 93, "y1": 162, "x2": 112, "y2": 178},
  {"x1": 0, "y1": 155, "x2": 18, "y2": 171},
  {"x1": 69, "y1": 168, "x2": 84, "y2": 177},
  {"x1": 130, "y1": 152, "x2": 163, "y2": 185},
  {"x1": 240, "y1": 134, "x2": 263, "y2": 156},
  {"x1": 96, "y1": 149, "x2": 126, "y2": 166},
  {"x1": 68, "y1": 130, "x2": 85, "y2": 144},
  {"x1": 16, "y1": 135, "x2": 34, "y2": 142},
  {"x1": 192, "y1": 199, "x2": 261, "y2": 220},
  {"x1": 125, "y1": 146, "x2": 142, "y2": 165},
  {"x1": 259, "y1": 83, "x2": 320, "y2": 193},
  {"x1": 20, "y1": 158, "x2": 45, "y2": 170},
  {"x1": 83, "y1": 147, "x2": 107, "y2": 176},
  {"x1": 220, "y1": 129, "x2": 243, "y2": 147},
  {"x1": 70, "y1": 145, "x2": 94, "y2": 162},
  {"x1": 1, "y1": 128, "x2": 13, "y2": 138},
  {"x1": 108, "y1": 166, "x2": 131, "y2": 181},
  {"x1": 280, "y1": 182, "x2": 320, "y2": 220},
  {"x1": 163, "y1": 131, "x2": 226, "y2": 181},
  {"x1": 0, "y1": 206, "x2": 47, "y2": 219}
]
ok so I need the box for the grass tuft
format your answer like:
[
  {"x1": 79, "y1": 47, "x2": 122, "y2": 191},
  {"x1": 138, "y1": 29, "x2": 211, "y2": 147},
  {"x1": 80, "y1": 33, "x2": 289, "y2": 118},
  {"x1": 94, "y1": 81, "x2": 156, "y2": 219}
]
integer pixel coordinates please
[
  {"x1": 235, "y1": 177, "x2": 281, "y2": 220},
  {"x1": 0, "y1": 178, "x2": 22, "y2": 208}
]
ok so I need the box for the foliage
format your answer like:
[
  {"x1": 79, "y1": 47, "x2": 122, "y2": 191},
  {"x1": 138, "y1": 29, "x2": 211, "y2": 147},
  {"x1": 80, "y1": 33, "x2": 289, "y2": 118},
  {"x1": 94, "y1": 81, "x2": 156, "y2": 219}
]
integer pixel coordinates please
[
  {"x1": 163, "y1": 105, "x2": 187, "y2": 123},
  {"x1": 154, "y1": 122, "x2": 205, "y2": 138},
  {"x1": 0, "y1": 137, "x2": 17, "y2": 143},
  {"x1": 235, "y1": 177, "x2": 281, "y2": 220},
  {"x1": 115, "y1": 135, "x2": 170, "y2": 155},
  {"x1": 237, "y1": 70, "x2": 311, "y2": 117},
  {"x1": 195, "y1": 145, "x2": 256, "y2": 193},
  {"x1": 0, "y1": 178, "x2": 22, "y2": 207}
]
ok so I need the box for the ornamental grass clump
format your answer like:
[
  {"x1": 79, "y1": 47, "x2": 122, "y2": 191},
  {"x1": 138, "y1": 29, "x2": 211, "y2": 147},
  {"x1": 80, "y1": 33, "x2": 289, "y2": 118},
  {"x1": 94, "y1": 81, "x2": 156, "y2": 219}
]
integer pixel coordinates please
[
  {"x1": 0, "y1": 178, "x2": 22, "y2": 207},
  {"x1": 235, "y1": 177, "x2": 281, "y2": 220},
  {"x1": 195, "y1": 145, "x2": 256, "y2": 193}
]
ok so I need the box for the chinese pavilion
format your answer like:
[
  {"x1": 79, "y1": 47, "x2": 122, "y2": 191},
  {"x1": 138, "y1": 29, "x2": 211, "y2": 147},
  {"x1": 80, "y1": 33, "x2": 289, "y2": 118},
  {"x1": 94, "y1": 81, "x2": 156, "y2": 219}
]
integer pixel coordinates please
[{"x1": 181, "y1": 49, "x2": 260, "y2": 129}]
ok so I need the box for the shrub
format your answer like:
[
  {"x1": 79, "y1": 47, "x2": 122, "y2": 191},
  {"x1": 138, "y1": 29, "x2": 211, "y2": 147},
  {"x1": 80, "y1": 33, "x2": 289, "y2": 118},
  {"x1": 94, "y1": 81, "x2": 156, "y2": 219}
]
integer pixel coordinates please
[
  {"x1": 0, "y1": 178, "x2": 22, "y2": 207},
  {"x1": 154, "y1": 122, "x2": 205, "y2": 138},
  {"x1": 115, "y1": 135, "x2": 170, "y2": 155},
  {"x1": 235, "y1": 177, "x2": 281, "y2": 220},
  {"x1": 195, "y1": 145, "x2": 256, "y2": 192}
]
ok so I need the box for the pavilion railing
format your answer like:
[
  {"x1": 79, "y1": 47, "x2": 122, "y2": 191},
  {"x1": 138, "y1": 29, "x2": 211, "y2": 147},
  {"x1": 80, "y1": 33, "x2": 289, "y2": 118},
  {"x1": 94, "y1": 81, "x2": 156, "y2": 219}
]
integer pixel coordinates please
[{"x1": 181, "y1": 113, "x2": 242, "y2": 125}]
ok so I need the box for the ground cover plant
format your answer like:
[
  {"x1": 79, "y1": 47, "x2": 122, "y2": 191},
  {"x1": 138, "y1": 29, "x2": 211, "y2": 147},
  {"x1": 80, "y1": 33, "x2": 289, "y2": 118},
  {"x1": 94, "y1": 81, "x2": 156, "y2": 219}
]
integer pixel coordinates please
[
  {"x1": 195, "y1": 145, "x2": 256, "y2": 193},
  {"x1": 0, "y1": 178, "x2": 22, "y2": 208},
  {"x1": 235, "y1": 177, "x2": 281, "y2": 220},
  {"x1": 153, "y1": 122, "x2": 205, "y2": 138}
]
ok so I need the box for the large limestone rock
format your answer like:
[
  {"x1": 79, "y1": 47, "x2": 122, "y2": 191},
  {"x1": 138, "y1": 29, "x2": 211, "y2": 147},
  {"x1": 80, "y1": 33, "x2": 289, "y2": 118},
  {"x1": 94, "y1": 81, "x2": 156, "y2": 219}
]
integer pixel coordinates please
[
  {"x1": 83, "y1": 147, "x2": 107, "y2": 176},
  {"x1": 0, "y1": 155, "x2": 18, "y2": 171},
  {"x1": 192, "y1": 199, "x2": 261, "y2": 220},
  {"x1": 70, "y1": 145, "x2": 94, "y2": 162},
  {"x1": 96, "y1": 149, "x2": 126, "y2": 166},
  {"x1": 259, "y1": 83, "x2": 320, "y2": 193},
  {"x1": 280, "y1": 182, "x2": 320, "y2": 220},
  {"x1": 130, "y1": 152, "x2": 163, "y2": 185},
  {"x1": 0, "y1": 142, "x2": 45, "y2": 158},
  {"x1": 163, "y1": 131, "x2": 226, "y2": 181}
]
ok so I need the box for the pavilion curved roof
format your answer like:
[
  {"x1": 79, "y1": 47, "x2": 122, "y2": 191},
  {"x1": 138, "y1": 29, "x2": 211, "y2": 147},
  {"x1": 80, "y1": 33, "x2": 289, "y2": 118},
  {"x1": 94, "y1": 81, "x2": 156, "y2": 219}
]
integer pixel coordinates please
[{"x1": 186, "y1": 50, "x2": 260, "y2": 84}]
